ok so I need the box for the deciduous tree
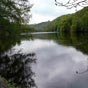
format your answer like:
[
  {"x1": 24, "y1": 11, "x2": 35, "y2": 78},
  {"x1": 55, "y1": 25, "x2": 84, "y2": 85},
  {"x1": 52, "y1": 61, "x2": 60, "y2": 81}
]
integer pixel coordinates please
[{"x1": 0, "y1": 0, "x2": 32, "y2": 24}]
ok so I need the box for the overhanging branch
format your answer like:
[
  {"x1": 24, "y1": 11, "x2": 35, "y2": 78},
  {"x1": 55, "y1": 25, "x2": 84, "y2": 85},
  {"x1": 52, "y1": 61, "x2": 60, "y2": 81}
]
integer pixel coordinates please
[{"x1": 55, "y1": 0, "x2": 88, "y2": 9}]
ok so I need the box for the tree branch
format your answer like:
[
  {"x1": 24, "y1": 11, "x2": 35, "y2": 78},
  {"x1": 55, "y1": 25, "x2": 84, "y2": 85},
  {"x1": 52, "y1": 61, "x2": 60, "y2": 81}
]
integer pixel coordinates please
[{"x1": 55, "y1": 0, "x2": 88, "y2": 9}]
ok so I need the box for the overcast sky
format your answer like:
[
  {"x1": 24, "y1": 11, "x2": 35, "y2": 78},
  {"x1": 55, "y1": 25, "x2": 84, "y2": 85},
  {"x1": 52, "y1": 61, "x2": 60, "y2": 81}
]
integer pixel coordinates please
[{"x1": 30, "y1": 0, "x2": 82, "y2": 24}]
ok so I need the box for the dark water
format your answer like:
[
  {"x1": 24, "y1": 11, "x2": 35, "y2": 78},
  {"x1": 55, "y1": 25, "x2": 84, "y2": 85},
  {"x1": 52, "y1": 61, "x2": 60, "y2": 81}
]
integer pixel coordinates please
[{"x1": 0, "y1": 32, "x2": 88, "y2": 88}]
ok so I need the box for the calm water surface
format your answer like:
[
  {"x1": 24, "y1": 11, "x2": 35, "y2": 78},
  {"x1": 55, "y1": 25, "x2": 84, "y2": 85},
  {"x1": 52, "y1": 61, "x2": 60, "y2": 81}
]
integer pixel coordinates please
[{"x1": 13, "y1": 33, "x2": 88, "y2": 88}]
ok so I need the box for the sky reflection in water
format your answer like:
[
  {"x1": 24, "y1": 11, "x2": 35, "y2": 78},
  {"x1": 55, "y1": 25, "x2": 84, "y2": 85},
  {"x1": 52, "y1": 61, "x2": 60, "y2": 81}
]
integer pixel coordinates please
[{"x1": 14, "y1": 39, "x2": 88, "y2": 88}]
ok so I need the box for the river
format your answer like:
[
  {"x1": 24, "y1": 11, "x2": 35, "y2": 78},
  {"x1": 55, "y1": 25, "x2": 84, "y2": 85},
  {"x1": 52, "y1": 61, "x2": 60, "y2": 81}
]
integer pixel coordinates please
[{"x1": 0, "y1": 32, "x2": 88, "y2": 88}]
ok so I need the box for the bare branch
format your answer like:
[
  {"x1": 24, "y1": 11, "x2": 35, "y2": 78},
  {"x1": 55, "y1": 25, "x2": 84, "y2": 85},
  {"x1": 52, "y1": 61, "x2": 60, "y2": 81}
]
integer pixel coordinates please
[{"x1": 55, "y1": 0, "x2": 88, "y2": 9}]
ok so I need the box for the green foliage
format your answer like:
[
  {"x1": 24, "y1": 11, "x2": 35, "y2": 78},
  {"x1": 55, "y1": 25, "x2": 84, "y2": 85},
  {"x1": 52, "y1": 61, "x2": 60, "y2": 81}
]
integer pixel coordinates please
[
  {"x1": 46, "y1": 6, "x2": 88, "y2": 32},
  {"x1": 0, "y1": 0, "x2": 32, "y2": 24},
  {"x1": 32, "y1": 21, "x2": 51, "y2": 32},
  {"x1": 0, "y1": 0, "x2": 32, "y2": 37},
  {"x1": 20, "y1": 24, "x2": 35, "y2": 33},
  {"x1": 5, "y1": 79, "x2": 20, "y2": 88},
  {"x1": 71, "y1": 7, "x2": 88, "y2": 32},
  {"x1": 0, "y1": 76, "x2": 20, "y2": 88}
]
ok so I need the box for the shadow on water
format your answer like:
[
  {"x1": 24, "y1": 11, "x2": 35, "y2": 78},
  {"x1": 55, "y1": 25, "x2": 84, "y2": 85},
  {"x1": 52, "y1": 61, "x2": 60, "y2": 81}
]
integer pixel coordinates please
[
  {"x1": 0, "y1": 33, "x2": 37, "y2": 88},
  {"x1": 0, "y1": 34, "x2": 21, "y2": 54},
  {"x1": 0, "y1": 32, "x2": 33, "y2": 54},
  {"x1": 0, "y1": 51, "x2": 36, "y2": 88}
]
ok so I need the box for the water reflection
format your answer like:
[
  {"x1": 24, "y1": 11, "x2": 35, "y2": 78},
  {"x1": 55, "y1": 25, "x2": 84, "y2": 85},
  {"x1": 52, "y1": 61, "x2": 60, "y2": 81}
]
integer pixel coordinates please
[
  {"x1": 0, "y1": 32, "x2": 88, "y2": 88},
  {"x1": 14, "y1": 37, "x2": 88, "y2": 88},
  {"x1": 32, "y1": 33, "x2": 88, "y2": 54},
  {"x1": 0, "y1": 51, "x2": 36, "y2": 88},
  {"x1": 0, "y1": 33, "x2": 32, "y2": 54},
  {"x1": 58, "y1": 33, "x2": 88, "y2": 54},
  {"x1": 0, "y1": 34, "x2": 21, "y2": 54}
]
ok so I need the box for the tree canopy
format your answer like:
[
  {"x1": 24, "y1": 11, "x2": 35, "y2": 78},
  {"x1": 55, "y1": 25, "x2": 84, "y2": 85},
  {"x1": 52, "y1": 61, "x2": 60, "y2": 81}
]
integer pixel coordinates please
[
  {"x1": 45, "y1": 6, "x2": 88, "y2": 32},
  {"x1": 0, "y1": 0, "x2": 33, "y2": 36},
  {"x1": 0, "y1": 0, "x2": 32, "y2": 24}
]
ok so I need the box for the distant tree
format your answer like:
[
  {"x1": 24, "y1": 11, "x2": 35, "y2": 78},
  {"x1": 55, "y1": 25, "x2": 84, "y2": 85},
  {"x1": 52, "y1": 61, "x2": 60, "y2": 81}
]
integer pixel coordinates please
[{"x1": 55, "y1": 0, "x2": 88, "y2": 9}]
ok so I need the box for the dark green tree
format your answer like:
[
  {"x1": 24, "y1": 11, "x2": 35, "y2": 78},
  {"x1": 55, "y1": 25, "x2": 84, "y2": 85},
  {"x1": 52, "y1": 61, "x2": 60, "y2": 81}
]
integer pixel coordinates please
[
  {"x1": 45, "y1": 6, "x2": 88, "y2": 32},
  {"x1": 0, "y1": 0, "x2": 32, "y2": 38}
]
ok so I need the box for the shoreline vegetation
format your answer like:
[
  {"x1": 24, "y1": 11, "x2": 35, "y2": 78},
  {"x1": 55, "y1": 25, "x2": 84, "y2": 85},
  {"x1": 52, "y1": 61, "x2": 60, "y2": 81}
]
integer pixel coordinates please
[
  {"x1": 0, "y1": 0, "x2": 34, "y2": 88},
  {"x1": 0, "y1": 0, "x2": 88, "y2": 87}
]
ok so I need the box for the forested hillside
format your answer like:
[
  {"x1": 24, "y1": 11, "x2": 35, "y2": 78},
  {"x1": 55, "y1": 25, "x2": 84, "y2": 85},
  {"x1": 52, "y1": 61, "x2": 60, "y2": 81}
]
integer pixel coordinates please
[
  {"x1": 31, "y1": 21, "x2": 50, "y2": 32},
  {"x1": 45, "y1": 6, "x2": 88, "y2": 32}
]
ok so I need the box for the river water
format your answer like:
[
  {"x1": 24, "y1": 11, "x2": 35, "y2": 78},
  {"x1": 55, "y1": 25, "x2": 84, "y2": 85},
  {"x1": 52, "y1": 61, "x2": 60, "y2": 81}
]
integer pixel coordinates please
[{"x1": 0, "y1": 32, "x2": 88, "y2": 88}]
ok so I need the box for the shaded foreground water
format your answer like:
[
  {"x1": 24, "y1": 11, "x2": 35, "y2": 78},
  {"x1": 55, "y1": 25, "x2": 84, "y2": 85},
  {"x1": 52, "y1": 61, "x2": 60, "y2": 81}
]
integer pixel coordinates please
[{"x1": 0, "y1": 33, "x2": 88, "y2": 88}]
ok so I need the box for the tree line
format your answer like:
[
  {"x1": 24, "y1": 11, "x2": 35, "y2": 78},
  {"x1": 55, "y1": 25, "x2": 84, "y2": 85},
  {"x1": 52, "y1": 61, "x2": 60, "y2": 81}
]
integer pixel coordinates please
[{"x1": 45, "y1": 6, "x2": 88, "y2": 33}]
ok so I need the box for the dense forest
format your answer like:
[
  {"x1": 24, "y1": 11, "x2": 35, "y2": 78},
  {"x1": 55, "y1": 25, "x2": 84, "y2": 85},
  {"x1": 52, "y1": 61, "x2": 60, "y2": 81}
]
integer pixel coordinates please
[
  {"x1": 45, "y1": 6, "x2": 88, "y2": 32},
  {"x1": 31, "y1": 21, "x2": 50, "y2": 32}
]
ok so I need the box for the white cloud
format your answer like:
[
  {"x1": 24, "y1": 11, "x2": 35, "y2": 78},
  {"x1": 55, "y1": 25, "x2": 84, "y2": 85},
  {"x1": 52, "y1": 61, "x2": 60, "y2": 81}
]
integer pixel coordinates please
[
  {"x1": 30, "y1": 13, "x2": 56, "y2": 24},
  {"x1": 30, "y1": 0, "x2": 82, "y2": 24}
]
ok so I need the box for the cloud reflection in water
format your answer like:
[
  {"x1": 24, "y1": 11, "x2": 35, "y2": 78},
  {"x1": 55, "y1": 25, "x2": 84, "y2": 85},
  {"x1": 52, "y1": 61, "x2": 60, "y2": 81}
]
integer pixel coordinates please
[{"x1": 14, "y1": 39, "x2": 88, "y2": 88}]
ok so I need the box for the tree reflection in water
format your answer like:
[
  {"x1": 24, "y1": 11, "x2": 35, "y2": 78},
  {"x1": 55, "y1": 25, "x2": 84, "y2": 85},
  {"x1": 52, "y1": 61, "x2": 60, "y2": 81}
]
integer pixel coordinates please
[{"x1": 0, "y1": 51, "x2": 36, "y2": 88}]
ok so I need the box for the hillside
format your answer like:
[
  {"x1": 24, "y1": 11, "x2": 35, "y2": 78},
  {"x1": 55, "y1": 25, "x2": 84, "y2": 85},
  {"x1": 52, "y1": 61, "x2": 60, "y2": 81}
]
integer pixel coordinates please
[
  {"x1": 31, "y1": 21, "x2": 51, "y2": 32},
  {"x1": 45, "y1": 6, "x2": 88, "y2": 32}
]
